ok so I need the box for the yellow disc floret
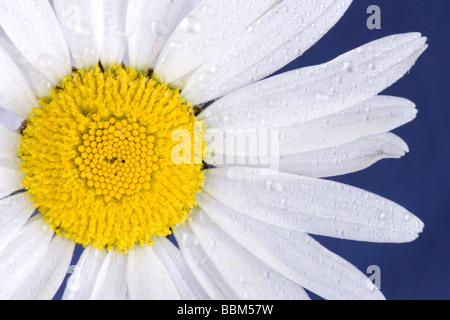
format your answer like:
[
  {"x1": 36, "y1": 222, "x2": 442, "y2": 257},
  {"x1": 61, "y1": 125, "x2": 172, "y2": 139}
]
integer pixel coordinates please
[{"x1": 19, "y1": 64, "x2": 204, "y2": 252}]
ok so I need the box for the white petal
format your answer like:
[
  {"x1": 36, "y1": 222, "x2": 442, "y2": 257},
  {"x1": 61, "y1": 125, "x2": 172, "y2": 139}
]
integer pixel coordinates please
[
  {"x1": 0, "y1": 44, "x2": 38, "y2": 119},
  {"x1": 0, "y1": 216, "x2": 54, "y2": 299},
  {"x1": 190, "y1": 209, "x2": 311, "y2": 300},
  {"x1": 0, "y1": 165, "x2": 24, "y2": 199},
  {"x1": 203, "y1": 96, "x2": 416, "y2": 164},
  {"x1": 183, "y1": 0, "x2": 201, "y2": 15},
  {"x1": 152, "y1": 237, "x2": 210, "y2": 300},
  {"x1": 100, "y1": 0, "x2": 127, "y2": 67},
  {"x1": 154, "y1": 0, "x2": 279, "y2": 84},
  {"x1": 126, "y1": 0, "x2": 187, "y2": 73},
  {"x1": 90, "y1": 250, "x2": 128, "y2": 300},
  {"x1": 209, "y1": 132, "x2": 409, "y2": 178},
  {"x1": 278, "y1": 96, "x2": 417, "y2": 154},
  {"x1": 0, "y1": 109, "x2": 24, "y2": 132},
  {"x1": 127, "y1": 246, "x2": 180, "y2": 300},
  {"x1": 276, "y1": 133, "x2": 409, "y2": 178},
  {"x1": 0, "y1": 193, "x2": 36, "y2": 253},
  {"x1": 0, "y1": 37, "x2": 52, "y2": 98},
  {"x1": 200, "y1": 33, "x2": 427, "y2": 129},
  {"x1": 181, "y1": 0, "x2": 353, "y2": 104},
  {"x1": 203, "y1": 167, "x2": 424, "y2": 243},
  {"x1": 0, "y1": 122, "x2": 21, "y2": 162},
  {"x1": 9, "y1": 235, "x2": 75, "y2": 300},
  {"x1": 174, "y1": 226, "x2": 239, "y2": 300},
  {"x1": 53, "y1": 0, "x2": 103, "y2": 69},
  {"x1": 0, "y1": 0, "x2": 72, "y2": 84},
  {"x1": 62, "y1": 246, "x2": 107, "y2": 300},
  {"x1": 197, "y1": 197, "x2": 384, "y2": 300}
]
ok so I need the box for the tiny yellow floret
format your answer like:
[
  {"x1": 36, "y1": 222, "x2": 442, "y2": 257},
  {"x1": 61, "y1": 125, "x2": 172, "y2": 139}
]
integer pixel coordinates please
[{"x1": 19, "y1": 64, "x2": 204, "y2": 252}]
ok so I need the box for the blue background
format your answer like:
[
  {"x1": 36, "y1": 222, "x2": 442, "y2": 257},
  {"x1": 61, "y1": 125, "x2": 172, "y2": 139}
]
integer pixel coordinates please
[
  {"x1": 51, "y1": 0, "x2": 449, "y2": 300},
  {"x1": 276, "y1": 0, "x2": 449, "y2": 300}
]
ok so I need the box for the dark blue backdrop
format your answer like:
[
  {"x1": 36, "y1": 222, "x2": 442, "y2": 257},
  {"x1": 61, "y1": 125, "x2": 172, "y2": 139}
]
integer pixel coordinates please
[
  {"x1": 276, "y1": 0, "x2": 449, "y2": 300},
  {"x1": 55, "y1": 0, "x2": 449, "y2": 300}
]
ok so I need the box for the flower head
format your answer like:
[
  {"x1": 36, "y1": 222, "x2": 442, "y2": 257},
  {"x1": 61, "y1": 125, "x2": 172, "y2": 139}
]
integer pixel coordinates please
[{"x1": 0, "y1": 0, "x2": 426, "y2": 300}]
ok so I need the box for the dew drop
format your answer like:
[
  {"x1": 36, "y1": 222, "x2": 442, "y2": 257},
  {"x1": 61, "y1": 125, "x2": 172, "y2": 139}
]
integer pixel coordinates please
[
  {"x1": 152, "y1": 20, "x2": 168, "y2": 36},
  {"x1": 182, "y1": 16, "x2": 203, "y2": 34},
  {"x1": 404, "y1": 214, "x2": 412, "y2": 221},
  {"x1": 343, "y1": 61, "x2": 355, "y2": 73},
  {"x1": 74, "y1": 24, "x2": 92, "y2": 37}
]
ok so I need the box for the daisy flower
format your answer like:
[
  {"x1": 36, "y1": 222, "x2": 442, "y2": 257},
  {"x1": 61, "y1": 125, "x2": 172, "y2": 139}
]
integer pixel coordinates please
[{"x1": 0, "y1": 0, "x2": 427, "y2": 300}]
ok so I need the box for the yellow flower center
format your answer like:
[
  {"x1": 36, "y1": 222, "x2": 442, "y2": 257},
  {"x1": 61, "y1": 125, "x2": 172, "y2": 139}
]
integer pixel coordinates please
[
  {"x1": 75, "y1": 118, "x2": 158, "y2": 202},
  {"x1": 19, "y1": 64, "x2": 204, "y2": 252}
]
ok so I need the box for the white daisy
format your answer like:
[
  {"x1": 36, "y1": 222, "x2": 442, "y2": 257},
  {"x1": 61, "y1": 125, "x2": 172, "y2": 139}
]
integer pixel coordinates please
[{"x1": 0, "y1": 0, "x2": 427, "y2": 300}]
